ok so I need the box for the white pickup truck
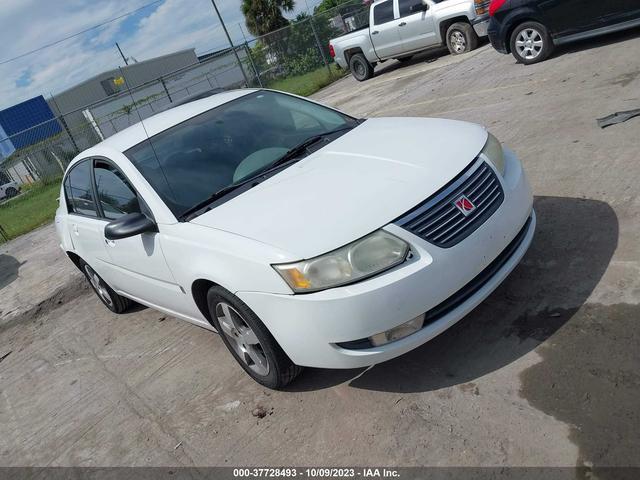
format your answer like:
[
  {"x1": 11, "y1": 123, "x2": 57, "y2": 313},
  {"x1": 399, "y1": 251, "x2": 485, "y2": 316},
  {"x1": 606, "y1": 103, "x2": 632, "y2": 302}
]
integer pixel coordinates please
[{"x1": 330, "y1": 0, "x2": 490, "y2": 81}]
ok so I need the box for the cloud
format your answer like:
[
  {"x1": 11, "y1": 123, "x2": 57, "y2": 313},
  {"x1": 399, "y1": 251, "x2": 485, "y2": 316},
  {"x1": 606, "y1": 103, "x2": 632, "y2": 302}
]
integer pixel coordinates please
[{"x1": 0, "y1": 0, "x2": 322, "y2": 110}]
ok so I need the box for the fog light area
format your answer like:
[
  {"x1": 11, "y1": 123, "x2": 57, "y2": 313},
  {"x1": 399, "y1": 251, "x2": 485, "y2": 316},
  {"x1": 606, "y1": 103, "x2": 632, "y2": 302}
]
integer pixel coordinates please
[{"x1": 369, "y1": 314, "x2": 425, "y2": 347}]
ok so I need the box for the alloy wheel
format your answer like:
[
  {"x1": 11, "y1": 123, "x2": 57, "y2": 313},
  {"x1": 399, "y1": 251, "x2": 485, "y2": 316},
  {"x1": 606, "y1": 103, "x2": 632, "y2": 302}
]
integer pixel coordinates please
[
  {"x1": 215, "y1": 302, "x2": 269, "y2": 376},
  {"x1": 515, "y1": 28, "x2": 544, "y2": 60},
  {"x1": 450, "y1": 31, "x2": 467, "y2": 53},
  {"x1": 84, "y1": 265, "x2": 113, "y2": 308}
]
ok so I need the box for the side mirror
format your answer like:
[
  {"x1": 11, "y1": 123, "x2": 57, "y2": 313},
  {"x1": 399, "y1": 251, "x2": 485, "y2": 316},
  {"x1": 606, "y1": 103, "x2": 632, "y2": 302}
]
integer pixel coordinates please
[
  {"x1": 411, "y1": 1, "x2": 429, "y2": 12},
  {"x1": 104, "y1": 213, "x2": 157, "y2": 240}
]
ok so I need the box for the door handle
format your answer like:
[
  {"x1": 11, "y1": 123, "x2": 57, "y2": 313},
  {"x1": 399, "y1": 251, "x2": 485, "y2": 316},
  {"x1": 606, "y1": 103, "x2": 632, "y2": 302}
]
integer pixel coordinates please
[
  {"x1": 371, "y1": 30, "x2": 379, "y2": 35},
  {"x1": 72, "y1": 224, "x2": 79, "y2": 236},
  {"x1": 399, "y1": 22, "x2": 407, "y2": 27}
]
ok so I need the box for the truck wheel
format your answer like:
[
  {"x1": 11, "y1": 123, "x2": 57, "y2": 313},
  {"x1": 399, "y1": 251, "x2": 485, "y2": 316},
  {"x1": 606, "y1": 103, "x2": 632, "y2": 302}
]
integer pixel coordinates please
[
  {"x1": 207, "y1": 285, "x2": 303, "y2": 389},
  {"x1": 509, "y1": 21, "x2": 554, "y2": 65},
  {"x1": 349, "y1": 53, "x2": 374, "y2": 81},
  {"x1": 446, "y1": 23, "x2": 479, "y2": 55}
]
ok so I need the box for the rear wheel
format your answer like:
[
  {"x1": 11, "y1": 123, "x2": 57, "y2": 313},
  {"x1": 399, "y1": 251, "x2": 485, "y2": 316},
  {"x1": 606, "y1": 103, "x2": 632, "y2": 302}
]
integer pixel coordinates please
[
  {"x1": 510, "y1": 21, "x2": 553, "y2": 64},
  {"x1": 81, "y1": 261, "x2": 132, "y2": 313},
  {"x1": 207, "y1": 286, "x2": 303, "y2": 389},
  {"x1": 446, "y1": 22, "x2": 479, "y2": 55},
  {"x1": 349, "y1": 53, "x2": 374, "y2": 81},
  {"x1": 5, "y1": 187, "x2": 18, "y2": 198}
]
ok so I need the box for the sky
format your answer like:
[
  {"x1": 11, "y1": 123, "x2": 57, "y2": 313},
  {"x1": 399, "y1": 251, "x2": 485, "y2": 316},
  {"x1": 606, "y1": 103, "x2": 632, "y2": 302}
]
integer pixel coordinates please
[{"x1": 0, "y1": 0, "x2": 323, "y2": 110}]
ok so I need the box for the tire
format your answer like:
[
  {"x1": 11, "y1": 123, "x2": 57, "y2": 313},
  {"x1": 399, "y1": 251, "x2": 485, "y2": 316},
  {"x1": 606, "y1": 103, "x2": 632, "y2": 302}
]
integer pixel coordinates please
[
  {"x1": 207, "y1": 286, "x2": 303, "y2": 389},
  {"x1": 81, "y1": 260, "x2": 132, "y2": 313},
  {"x1": 5, "y1": 187, "x2": 17, "y2": 198},
  {"x1": 446, "y1": 22, "x2": 479, "y2": 55},
  {"x1": 349, "y1": 53, "x2": 374, "y2": 81},
  {"x1": 509, "y1": 21, "x2": 554, "y2": 65}
]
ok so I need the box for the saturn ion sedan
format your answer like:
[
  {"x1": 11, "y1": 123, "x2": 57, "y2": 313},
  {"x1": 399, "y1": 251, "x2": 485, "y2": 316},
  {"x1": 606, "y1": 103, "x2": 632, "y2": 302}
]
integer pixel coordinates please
[{"x1": 55, "y1": 89, "x2": 535, "y2": 388}]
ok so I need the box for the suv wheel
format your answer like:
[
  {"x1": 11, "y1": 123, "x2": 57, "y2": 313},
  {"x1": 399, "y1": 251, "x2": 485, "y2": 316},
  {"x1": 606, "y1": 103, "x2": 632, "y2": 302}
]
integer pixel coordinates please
[
  {"x1": 207, "y1": 286, "x2": 303, "y2": 389},
  {"x1": 349, "y1": 53, "x2": 374, "y2": 81},
  {"x1": 510, "y1": 21, "x2": 554, "y2": 64},
  {"x1": 5, "y1": 187, "x2": 18, "y2": 198},
  {"x1": 446, "y1": 23, "x2": 479, "y2": 55},
  {"x1": 82, "y1": 261, "x2": 132, "y2": 313}
]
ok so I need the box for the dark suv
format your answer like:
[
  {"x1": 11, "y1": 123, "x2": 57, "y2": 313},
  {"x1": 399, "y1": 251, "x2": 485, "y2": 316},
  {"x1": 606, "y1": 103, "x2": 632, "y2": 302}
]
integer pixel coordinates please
[{"x1": 487, "y1": 0, "x2": 640, "y2": 64}]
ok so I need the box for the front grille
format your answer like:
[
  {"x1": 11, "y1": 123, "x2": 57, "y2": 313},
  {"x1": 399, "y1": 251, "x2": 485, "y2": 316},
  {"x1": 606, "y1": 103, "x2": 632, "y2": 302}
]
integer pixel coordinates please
[
  {"x1": 474, "y1": 0, "x2": 490, "y2": 15},
  {"x1": 395, "y1": 161, "x2": 504, "y2": 248}
]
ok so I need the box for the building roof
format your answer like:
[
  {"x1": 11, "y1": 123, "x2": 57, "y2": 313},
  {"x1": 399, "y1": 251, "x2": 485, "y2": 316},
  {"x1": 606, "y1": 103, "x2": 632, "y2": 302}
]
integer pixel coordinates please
[{"x1": 53, "y1": 49, "x2": 197, "y2": 97}]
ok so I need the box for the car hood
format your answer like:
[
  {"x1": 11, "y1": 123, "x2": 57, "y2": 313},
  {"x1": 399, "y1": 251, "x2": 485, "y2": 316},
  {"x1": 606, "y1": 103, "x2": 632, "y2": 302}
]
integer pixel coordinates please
[{"x1": 192, "y1": 117, "x2": 488, "y2": 259}]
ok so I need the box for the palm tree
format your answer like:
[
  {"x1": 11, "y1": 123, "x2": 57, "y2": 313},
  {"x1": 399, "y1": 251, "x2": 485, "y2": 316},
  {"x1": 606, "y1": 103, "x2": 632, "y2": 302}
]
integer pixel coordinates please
[{"x1": 241, "y1": 0, "x2": 295, "y2": 37}]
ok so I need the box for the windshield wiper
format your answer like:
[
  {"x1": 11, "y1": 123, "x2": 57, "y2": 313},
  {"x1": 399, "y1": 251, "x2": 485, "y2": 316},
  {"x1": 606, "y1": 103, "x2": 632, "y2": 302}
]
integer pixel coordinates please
[
  {"x1": 268, "y1": 125, "x2": 355, "y2": 169},
  {"x1": 179, "y1": 175, "x2": 262, "y2": 221},
  {"x1": 179, "y1": 125, "x2": 356, "y2": 221}
]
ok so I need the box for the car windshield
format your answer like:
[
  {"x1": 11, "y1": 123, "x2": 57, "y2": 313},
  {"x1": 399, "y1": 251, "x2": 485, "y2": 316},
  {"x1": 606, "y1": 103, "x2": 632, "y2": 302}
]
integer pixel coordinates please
[{"x1": 124, "y1": 90, "x2": 359, "y2": 218}]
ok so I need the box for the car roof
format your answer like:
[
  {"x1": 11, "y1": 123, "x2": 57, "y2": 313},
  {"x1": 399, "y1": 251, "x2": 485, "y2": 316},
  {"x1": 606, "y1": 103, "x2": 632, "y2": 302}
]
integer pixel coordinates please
[{"x1": 92, "y1": 88, "x2": 258, "y2": 154}]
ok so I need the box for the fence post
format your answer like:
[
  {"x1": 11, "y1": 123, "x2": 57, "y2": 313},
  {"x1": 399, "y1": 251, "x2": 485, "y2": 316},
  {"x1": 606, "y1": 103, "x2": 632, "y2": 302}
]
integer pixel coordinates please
[
  {"x1": 244, "y1": 43, "x2": 263, "y2": 88},
  {"x1": 50, "y1": 94, "x2": 80, "y2": 154},
  {"x1": 160, "y1": 77, "x2": 173, "y2": 103},
  {"x1": 309, "y1": 16, "x2": 333, "y2": 79}
]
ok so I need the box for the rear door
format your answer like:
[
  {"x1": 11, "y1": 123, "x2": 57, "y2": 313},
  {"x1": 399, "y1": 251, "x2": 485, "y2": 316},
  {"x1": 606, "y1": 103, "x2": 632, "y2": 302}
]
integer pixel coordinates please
[
  {"x1": 537, "y1": 0, "x2": 610, "y2": 36},
  {"x1": 64, "y1": 160, "x2": 112, "y2": 280},
  {"x1": 397, "y1": 0, "x2": 437, "y2": 52},
  {"x1": 370, "y1": 0, "x2": 405, "y2": 59},
  {"x1": 92, "y1": 158, "x2": 185, "y2": 313}
]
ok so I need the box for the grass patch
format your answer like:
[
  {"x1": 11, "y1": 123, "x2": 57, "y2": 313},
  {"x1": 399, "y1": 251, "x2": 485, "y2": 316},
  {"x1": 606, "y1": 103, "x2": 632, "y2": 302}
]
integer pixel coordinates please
[
  {"x1": 0, "y1": 181, "x2": 61, "y2": 242},
  {"x1": 267, "y1": 64, "x2": 346, "y2": 97}
]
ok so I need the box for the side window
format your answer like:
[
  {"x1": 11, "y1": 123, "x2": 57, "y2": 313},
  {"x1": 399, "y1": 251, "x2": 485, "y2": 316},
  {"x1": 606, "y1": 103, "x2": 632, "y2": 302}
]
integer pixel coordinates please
[
  {"x1": 373, "y1": 0, "x2": 394, "y2": 25},
  {"x1": 399, "y1": 0, "x2": 425, "y2": 17},
  {"x1": 66, "y1": 160, "x2": 98, "y2": 217},
  {"x1": 93, "y1": 161, "x2": 141, "y2": 220}
]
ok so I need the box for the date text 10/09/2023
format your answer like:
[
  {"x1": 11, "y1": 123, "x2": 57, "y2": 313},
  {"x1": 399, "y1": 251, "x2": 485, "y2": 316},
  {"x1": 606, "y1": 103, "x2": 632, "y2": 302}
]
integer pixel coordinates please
[{"x1": 233, "y1": 468, "x2": 401, "y2": 478}]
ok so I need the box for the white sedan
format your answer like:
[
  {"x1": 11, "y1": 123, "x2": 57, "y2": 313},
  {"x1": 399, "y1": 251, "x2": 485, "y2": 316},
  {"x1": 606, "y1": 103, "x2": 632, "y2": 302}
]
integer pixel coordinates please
[{"x1": 55, "y1": 89, "x2": 534, "y2": 388}]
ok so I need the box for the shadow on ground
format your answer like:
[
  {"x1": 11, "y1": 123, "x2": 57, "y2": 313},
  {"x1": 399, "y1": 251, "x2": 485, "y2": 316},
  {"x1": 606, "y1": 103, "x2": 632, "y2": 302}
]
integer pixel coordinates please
[
  {"x1": 0, "y1": 254, "x2": 24, "y2": 290},
  {"x1": 289, "y1": 195, "x2": 619, "y2": 393}
]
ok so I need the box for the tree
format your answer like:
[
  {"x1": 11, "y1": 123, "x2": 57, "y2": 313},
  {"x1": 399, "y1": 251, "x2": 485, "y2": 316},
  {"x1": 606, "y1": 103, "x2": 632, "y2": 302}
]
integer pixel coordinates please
[{"x1": 241, "y1": 0, "x2": 295, "y2": 37}]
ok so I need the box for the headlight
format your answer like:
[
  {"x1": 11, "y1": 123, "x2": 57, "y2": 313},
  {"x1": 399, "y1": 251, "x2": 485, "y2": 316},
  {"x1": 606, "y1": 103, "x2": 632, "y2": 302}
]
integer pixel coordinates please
[
  {"x1": 481, "y1": 132, "x2": 505, "y2": 176},
  {"x1": 273, "y1": 230, "x2": 409, "y2": 293}
]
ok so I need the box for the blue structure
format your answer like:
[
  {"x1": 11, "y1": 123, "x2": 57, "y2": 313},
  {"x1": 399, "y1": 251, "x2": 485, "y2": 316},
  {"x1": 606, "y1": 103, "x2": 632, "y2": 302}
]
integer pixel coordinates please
[{"x1": 0, "y1": 96, "x2": 62, "y2": 155}]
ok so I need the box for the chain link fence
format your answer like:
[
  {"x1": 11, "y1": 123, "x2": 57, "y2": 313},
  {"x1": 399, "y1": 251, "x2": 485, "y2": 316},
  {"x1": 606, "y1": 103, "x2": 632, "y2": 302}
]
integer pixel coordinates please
[{"x1": 0, "y1": 0, "x2": 370, "y2": 241}]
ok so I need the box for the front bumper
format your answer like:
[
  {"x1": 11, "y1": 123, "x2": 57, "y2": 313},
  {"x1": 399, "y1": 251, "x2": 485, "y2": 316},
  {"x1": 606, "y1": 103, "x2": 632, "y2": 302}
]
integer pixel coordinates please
[
  {"x1": 472, "y1": 15, "x2": 490, "y2": 37},
  {"x1": 238, "y1": 149, "x2": 534, "y2": 368}
]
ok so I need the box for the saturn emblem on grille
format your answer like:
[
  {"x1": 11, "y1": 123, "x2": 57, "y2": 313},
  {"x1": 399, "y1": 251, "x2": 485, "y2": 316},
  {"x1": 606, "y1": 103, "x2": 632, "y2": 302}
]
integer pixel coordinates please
[{"x1": 453, "y1": 195, "x2": 476, "y2": 216}]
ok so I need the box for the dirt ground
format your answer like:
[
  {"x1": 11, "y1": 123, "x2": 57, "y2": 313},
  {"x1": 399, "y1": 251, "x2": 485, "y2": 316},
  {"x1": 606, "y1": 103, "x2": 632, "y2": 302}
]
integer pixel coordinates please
[{"x1": 1, "y1": 30, "x2": 639, "y2": 469}]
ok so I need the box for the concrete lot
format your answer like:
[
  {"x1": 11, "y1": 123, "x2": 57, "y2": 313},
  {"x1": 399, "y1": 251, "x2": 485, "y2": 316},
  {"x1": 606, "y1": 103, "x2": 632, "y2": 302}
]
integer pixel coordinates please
[{"x1": 1, "y1": 31, "x2": 640, "y2": 468}]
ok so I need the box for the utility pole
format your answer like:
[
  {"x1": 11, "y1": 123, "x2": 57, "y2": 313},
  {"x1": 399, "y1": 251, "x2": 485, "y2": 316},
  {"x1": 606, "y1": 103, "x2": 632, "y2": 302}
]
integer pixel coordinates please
[
  {"x1": 116, "y1": 42, "x2": 129, "y2": 66},
  {"x1": 209, "y1": 0, "x2": 250, "y2": 87}
]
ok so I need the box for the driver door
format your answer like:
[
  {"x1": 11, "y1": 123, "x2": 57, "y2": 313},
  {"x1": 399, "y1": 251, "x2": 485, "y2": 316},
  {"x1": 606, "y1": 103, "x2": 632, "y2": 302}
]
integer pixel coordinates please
[{"x1": 92, "y1": 158, "x2": 185, "y2": 313}]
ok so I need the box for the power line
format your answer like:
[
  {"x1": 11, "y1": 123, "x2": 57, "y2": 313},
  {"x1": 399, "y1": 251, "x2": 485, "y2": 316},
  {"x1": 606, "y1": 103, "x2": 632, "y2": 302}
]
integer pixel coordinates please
[{"x1": 0, "y1": 0, "x2": 164, "y2": 66}]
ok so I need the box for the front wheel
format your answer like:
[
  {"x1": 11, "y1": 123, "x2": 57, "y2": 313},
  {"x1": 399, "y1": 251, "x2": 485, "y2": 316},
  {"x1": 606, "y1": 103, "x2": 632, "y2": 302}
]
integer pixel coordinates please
[
  {"x1": 446, "y1": 22, "x2": 479, "y2": 55},
  {"x1": 5, "y1": 187, "x2": 18, "y2": 198},
  {"x1": 207, "y1": 286, "x2": 303, "y2": 389},
  {"x1": 349, "y1": 53, "x2": 374, "y2": 81},
  {"x1": 509, "y1": 21, "x2": 554, "y2": 64}
]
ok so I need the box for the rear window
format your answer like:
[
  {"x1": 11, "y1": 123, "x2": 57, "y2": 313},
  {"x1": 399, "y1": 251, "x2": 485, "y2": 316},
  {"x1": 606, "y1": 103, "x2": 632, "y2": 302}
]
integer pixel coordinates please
[{"x1": 373, "y1": 0, "x2": 394, "y2": 25}]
